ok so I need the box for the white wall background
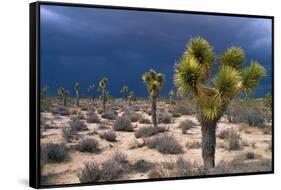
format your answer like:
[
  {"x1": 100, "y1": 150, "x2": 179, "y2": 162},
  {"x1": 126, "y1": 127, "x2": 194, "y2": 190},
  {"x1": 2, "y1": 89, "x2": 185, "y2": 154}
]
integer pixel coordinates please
[{"x1": 0, "y1": 0, "x2": 279, "y2": 189}]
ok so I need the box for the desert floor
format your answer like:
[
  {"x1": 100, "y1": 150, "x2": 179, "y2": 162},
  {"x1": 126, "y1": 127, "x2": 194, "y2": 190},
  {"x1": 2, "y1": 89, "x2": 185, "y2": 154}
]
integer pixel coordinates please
[{"x1": 40, "y1": 98, "x2": 272, "y2": 185}]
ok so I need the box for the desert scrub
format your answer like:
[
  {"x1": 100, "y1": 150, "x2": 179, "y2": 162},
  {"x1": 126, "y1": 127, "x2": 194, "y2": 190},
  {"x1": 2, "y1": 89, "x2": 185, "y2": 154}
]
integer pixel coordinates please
[
  {"x1": 62, "y1": 127, "x2": 74, "y2": 142},
  {"x1": 131, "y1": 160, "x2": 154, "y2": 173},
  {"x1": 157, "y1": 112, "x2": 172, "y2": 124},
  {"x1": 41, "y1": 143, "x2": 67, "y2": 163},
  {"x1": 218, "y1": 128, "x2": 241, "y2": 150},
  {"x1": 186, "y1": 140, "x2": 201, "y2": 149},
  {"x1": 148, "y1": 157, "x2": 193, "y2": 178},
  {"x1": 86, "y1": 111, "x2": 100, "y2": 123},
  {"x1": 172, "y1": 104, "x2": 195, "y2": 116},
  {"x1": 148, "y1": 158, "x2": 232, "y2": 178},
  {"x1": 179, "y1": 119, "x2": 196, "y2": 134},
  {"x1": 224, "y1": 129, "x2": 241, "y2": 150},
  {"x1": 78, "y1": 137, "x2": 99, "y2": 153},
  {"x1": 124, "y1": 112, "x2": 142, "y2": 122},
  {"x1": 69, "y1": 119, "x2": 87, "y2": 131},
  {"x1": 135, "y1": 126, "x2": 166, "y2": 138},
  {"x1": 245, "y1": 151, "x2": 256, "y2": 159},
  {"x1": 138, "y1": 116, "x2": 151, "y2": 124},
  {"x1": 101, "y1": 110, "x2": 117, "y2": 120},
  {"x1": 51, "y1": 106, "x2": 70, "y2": 115},
  {"x1": 147, "y1": 135, "x2": 183, "y2": 154},
  {"x1": 78, "y1": 151, "x2": 128, "y2": 182},
  {"x1": 78, "y1": 162, "x2": 101, "y2": 183},
  {"x1": 99, "y1": 130, "x2": 117, "y2": 142},
  {"x1": 113, "y1": 115, "x2": 134, "y2": 131}
]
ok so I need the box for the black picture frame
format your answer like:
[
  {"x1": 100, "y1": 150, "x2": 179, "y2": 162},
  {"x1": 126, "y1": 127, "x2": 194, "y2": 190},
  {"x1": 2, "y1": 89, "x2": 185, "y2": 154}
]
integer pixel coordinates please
[{"x1": 29, "y1": 1, "x2": 274, "y2": 189}]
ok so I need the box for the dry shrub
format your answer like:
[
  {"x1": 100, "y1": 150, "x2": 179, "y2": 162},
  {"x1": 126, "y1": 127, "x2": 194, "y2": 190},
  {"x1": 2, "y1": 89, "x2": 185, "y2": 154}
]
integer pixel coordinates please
[
  {"x1": 225, "y1": 129, "x2": 241, "y2": 150},
  {"x1": 135, "y1": 126, "x2": 166, "y2": 138},
  {"x1": 147, "y1": 135, "x2": 183, "y2": 154},
  {"x1": 78, "y1": 137, "x2": 99, "y2": 153},
  {"x1": 41, "y1": 143, "x2": 67, "y2": 164},
  {"x1": 179, "y1": 119, "x2": 196, "y2": 134},
  {"x1": 172, "y1": 104, "x2": 195, "y2": 116},
  {"x1": 86, "y1": 111, "x2": 100, "y2": 123},
  {"x1": 69, "y1": 119, "x2": 87, "y2": 131},
  {"x1": 51, "y1": 106, "x2": 70, "y2": 115},
  {"x1": 101, "y1": 110, "x2": 117, "y2": 120},
  {"x1": 113, "y1": 115, "x2": 134, "y2": 131},
  {"x1": 131, "y1": 160, "x2": 154, "y2": 173},
  {"x1": 157, "y1": 112, "x2": 172, "y2": 124},
  {"x1": 148, "y1": 158, "x2": 232, "y2": 178},
  {"x1": 99, "y1": 130, "x2": 117, "y2": 142},
  {"x1": 186, "y1": 140, "x2": 201, "y2": 149},
  {"x1": 138, "y1": 116, "x2": 151, "y2": 124},
  {"x1": 78, "y1": 151, "x2": 128, "y2": 182}
]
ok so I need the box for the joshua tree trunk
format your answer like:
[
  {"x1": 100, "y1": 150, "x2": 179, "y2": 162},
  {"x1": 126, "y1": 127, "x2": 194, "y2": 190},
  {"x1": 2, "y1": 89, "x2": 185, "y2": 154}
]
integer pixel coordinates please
[
  {"x1": 102, "y1": 91, "x2": 106, "y2": 112},
  {"x1": 76, "y1": 93, "x2": 80, "y2": 107},
  {"x1": 92, "y1": 96, "x2": 94, "y2": 103},
  {"x1": 151, "y1": 96, "x2": 157, "y2": 127},
  {"x1": 63, "y1": 97, "x2": 67, "y2": 107},
  {"x1": 201, "y1": 119, "x2": 217, "y2": 168},
  {"x1": 169, "y1": 96, "x2": 172, "y2": 104}
]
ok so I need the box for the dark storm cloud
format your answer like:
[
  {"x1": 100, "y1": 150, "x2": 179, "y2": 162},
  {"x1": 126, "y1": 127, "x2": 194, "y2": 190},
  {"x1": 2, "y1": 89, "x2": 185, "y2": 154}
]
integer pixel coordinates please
[{"x1": 40, "y1": 5, "x2": 272, "y2": 97}]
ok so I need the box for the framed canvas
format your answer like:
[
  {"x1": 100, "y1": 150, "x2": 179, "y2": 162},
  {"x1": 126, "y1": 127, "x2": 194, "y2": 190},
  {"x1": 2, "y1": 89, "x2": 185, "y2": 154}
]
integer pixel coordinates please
[{"x1": 29, "y1": 1, "x2": 274, "y2": 188}]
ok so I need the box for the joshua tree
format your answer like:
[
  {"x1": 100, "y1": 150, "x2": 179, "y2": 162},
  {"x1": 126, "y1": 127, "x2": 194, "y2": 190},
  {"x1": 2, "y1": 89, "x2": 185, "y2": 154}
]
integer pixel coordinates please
[
  {"x1": 174, "y1": 37, "x2": 265, "y2": 168},
  {"x1": 99, "y1": 78, "x2": 108, "y2": 112},
  {"x1": 128, "y1": 91, "x2": 135, "y2": 106},
  {"x1": 41, "y1": 85, "x2": 49, "y2": 98},
  {"x1": 87, "y1": 84, "x2": 95, "y2": 103},
  {"x1": 74, "y1": 82, "x2": 80, "y2": 107},
  {"x1": 57, "y1": 87, "x2": 69, "y2": 106},
  {"x1": 169, "y1": 89, "x2": 175, "y2": 104},
  {"x1": 142, "y1": 69, "x2": 165, "y2": 127},
  {"x1": 120, "y1": 85, "x2": 129, "y2": 103}
]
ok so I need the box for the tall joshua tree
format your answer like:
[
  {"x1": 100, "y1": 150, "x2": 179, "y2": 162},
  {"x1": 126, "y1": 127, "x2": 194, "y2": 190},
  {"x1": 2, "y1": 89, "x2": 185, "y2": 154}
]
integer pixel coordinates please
[
  {"x1": 174, "y1": 37, "x2": 265, "y2": 168},
  {"x1": 57, "y1": 87, "x2": 69, "y2": 106},
  {"x1": 169, "y1": 89, "x2": 175, "y2": 104},
  {"x1": 142, "y1": 69, "x2": 165, "y2": 127},
  {"x1": 120, "y1": 85, "x2": 129, "y2": 103},
  {"x1": 74, "y1": 82, "x2": 80, "y2": 107},
  {"x1": 128, "y1": 90, "x2": 135, "y2": 106},
  {"x1": 88, "y1": 84, "x2": 95, "y2": 103},
  {"x1": 41, "y1": 85, "x2": 49, "y2": 98},
  {"x1": 99, "y1": 78, "x2": 108, "y2": 112}
]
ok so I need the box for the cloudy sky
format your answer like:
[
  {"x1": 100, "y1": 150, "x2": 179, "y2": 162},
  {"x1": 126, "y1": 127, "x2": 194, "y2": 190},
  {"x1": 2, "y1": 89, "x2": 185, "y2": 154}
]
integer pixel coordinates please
[{"x1": 40, "y1": 4, "x2": 272, "y2": 98}]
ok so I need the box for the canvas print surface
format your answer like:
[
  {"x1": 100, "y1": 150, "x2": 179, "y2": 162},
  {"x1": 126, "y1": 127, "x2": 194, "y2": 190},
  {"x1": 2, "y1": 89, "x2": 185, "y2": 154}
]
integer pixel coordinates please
[{"x1": 39, "y1": 4, "x2": 273, "y2": 186}]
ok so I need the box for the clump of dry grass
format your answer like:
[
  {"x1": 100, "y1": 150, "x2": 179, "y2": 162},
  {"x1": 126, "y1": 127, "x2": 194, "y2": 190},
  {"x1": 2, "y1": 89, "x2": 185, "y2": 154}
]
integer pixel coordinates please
[
  {"x1": 101, "y1": 110, "x2": 117, "y2": 120},
  {"x1": 99, "y1": 130, "x2": 117, "y2": 142},
  {"x1": 179, "y1": 119, "x2": 196, "y2": 134},
  {"x1": 78, "y1": 151, "x2": 128, "y2": 182},
  {"x1": 147, "y1": 135, "x2": 183, "y2": 154},
  {"x1": 86, "y1": 111, "x2": 100, "y2": 123},
  {"x1": 69, "y1": 119, "x2": 87, "y2": 131},
  {"x1": 217, "y1": 128, "x2": 241, "y2": 151},
  {"x1": 113, "y1": 115, "x2": 134, "y2": 131},
  {"x1": 41, "y1": 143, "x2": 67, "y2": 165},
  {"x1": 157, "y1": 112, "x2": 172, "y2": 124},
  {"x1": 186, "y1": 140, "x2": 201, "y2": 149},
  {"x1": 135, "y1": 126, "x2": 166, "y2": 138},
  {"x1": 78, "y1": 137, "x2": 99, "y2": 153}
]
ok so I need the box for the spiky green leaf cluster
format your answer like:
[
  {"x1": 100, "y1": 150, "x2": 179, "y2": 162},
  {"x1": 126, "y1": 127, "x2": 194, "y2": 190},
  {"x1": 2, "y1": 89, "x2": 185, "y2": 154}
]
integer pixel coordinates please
[
  {"x1": 142, "y1": 69, "x2": 165, "y2": 98},
  {"x1": 241, "y1": 61, "x2": 266, "y2": 95},
  {"x1": 57, "y1": 87, "x2": 69, "y2": 97},
  {"x1": 174, "y1": 37, "x2": 266, "y2": 121},
  {"x1": 184, "y1": 37, "x2": 214, "y2": 81},
  {"x1": 99, "y1": 78, "x2": 108, "y2": 90},
  {"x1": 219, "y1": 47, "x2": 245, "y2": 69}
]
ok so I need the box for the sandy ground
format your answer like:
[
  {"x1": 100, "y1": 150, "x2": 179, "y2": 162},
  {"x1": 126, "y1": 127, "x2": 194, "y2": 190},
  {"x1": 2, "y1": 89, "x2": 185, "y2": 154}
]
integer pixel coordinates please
[{"x1": 40, "y1": 99, "x2": 272, "y2": 185}]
